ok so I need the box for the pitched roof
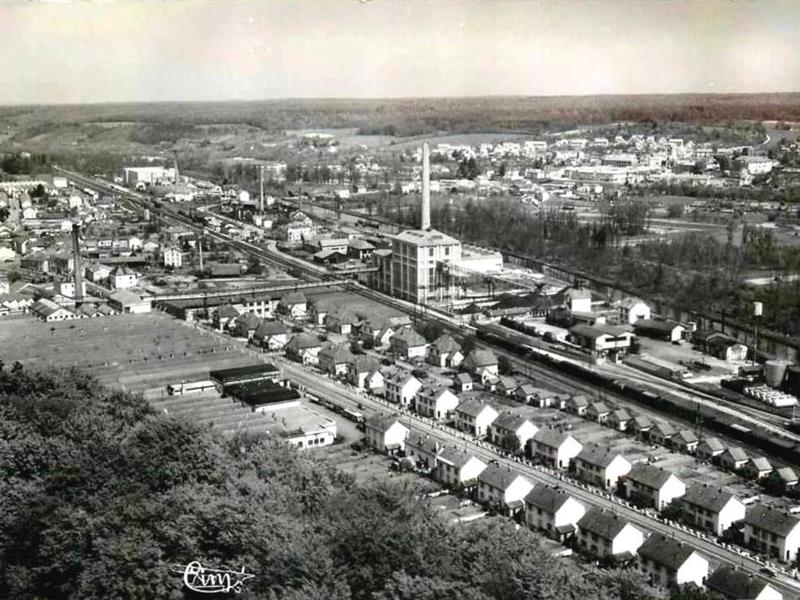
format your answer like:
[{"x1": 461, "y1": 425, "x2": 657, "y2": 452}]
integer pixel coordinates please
[
  {"x1": 365, "y1": 413, "x2": 406, "y2": 434},
  {"x1": 253, "y1": 319, "x2": 287, "y2": 338},
  {"x1": 437, "y1": 446, "x2": 481, "y2": 470},
  {"x1": 774, "y1": 466, "x2": 799, "y2": 483},
  {"x1": 570, "y1": 323, "x2": 634, "y2": 339},
  {"x1": 638, "y1": 534, "x2": 700, "y2": 570},
  {"x1": 706, "y1": 565, "x2": 775, "y2": 600},
  {"x1": 454, "y1": 372, "x2": 473, "y2": 384},
  {"x1": 651, "y1": 422, "x2": 676, "y2": 436},
  {"x1": 533, "y1": 428, "x2": 578, "y2": 449},
  {"x1": 492, "y1": 413, "x2": 534, "y2": 433},
  {"x1": 588, "y1": 401, "x2": 610, "y2": 414},
  {"x1": 525, "y1": 485, "x2": 576, "y2": 514},
  {"x1": 723, "y1": 446, "x2": 749, "y2": 461},
  {"x1": 286, "y1": 332, "x2": 321, "y2": 351},
  {"x1": 626, "y1": 463, "x2": 677, "y2": 490},
  {"x1": 351, "y1": 355, "x2": 380, "y2": 374},
  {"x1": 432, "y1": 333, "x2": 462, "y2": 354},
  {"x1": 576, "y1": 444, "x2": 627, "y2": 469},
  {"x1": 456, "y1": 398, "x2": 497, "y2": 418},
  {"x1": 682, "y1": 484, "x2": 737, "y2": 513},
  {"x1": 318, "y1": 342, "x2": 355, "y2": 364},
  {"x1": 745, "y1": 507, "x2": 800, "y2": 537},
  {"x1": 610, "y1": 409, "x2": 630, "y2": 422},
  {"x1": 217, "y1": 304, "x2": 240, "y2": 319},
  {"x1": 391, "y1": 327, "x2": 427, "y2": 347},
  {"x1": 674, "y1": 429, "x2": 698, "y2": 444},
  {"x1": 698, "y1": 436, "x2": 725, "y2": 452},
  {"x1": 747, "y1": 456, "x2": 773, "y2": 472},
  {"x1": 463, "y1": 349, "x2": 498, "y2": 369},
  {"x1": 280, "y1": 291, "x2": 307, "y2": 306},
  {"x1": 236, "y1": 311, "x2": 261, "y2": 330},
  {"x1": 632, "y1": 415, "x2": 653, "y2": 429},
  {"x1": 478, "y1": 464, "x2": 528, "y2": 491},
  {"x1": 578, "y1": 508, "x2": 630, "y2": 539}
]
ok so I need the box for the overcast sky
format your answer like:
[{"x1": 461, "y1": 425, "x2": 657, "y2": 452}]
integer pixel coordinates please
[{"x1": 1, "y1": 0, "x2": 799, "y2": 105}]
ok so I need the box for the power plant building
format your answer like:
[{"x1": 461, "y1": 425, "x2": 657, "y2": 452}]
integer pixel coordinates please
[{"x1": 383, "y1": 142, "x2": 463, "y2": 304}]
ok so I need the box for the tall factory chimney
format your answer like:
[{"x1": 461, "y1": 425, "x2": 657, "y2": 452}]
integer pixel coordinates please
[
  {"x1": 421, "y1": 142, "x2": 431, "y2": 230},
  {"x1": 71, "y1": 223, "x2": 84, "y2": 306},
  {"x1": 259, "y1": 165, "x2": 265, "y2": 214},
  {"x1": 198, "y1": 233, "x2": 204, "y2": 273}
]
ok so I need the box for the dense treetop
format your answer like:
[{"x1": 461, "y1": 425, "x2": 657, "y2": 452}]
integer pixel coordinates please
[{"x1": 0, "y1": 368, "x2": 718, "y2": 599}]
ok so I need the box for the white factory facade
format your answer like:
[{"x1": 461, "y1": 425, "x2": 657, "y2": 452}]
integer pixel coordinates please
[{"x1": 377, "y1": 142, "x2": 465, "y2": 305}]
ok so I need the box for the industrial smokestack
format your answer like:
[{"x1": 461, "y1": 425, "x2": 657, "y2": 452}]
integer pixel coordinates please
[
  {"x1": 421, "y1": 142, "x2": 431, "y2": 230},
  {"x1": 71, "y1": 223, "x2": 84, "y2": 306},
  {"x1": 259, "y1": 165, "x2": 265, "y2": 214}
]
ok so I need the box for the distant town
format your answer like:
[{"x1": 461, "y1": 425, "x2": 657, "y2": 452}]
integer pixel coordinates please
[{"x1": 3, "y1": 109, "x2": 800, "y2": 600}]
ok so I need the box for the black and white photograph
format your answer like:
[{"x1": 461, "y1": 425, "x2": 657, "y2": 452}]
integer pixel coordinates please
[{"x1": 2, "y1": 1, "x2": 800, "y2": 598}]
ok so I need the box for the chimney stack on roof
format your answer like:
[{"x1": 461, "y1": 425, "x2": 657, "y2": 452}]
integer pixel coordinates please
[{"x1": 421, "y1": 142, "x2": 431, "y2": 230}]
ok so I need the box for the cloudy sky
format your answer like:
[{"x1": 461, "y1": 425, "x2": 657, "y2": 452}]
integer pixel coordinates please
[{"x1": 1, "y1": 0, "x2": 799, "y2": 105}]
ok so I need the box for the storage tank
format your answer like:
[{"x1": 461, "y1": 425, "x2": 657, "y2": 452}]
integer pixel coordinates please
[{"x1": 764, "y1": 360, "x2": 790, "y2": 388}]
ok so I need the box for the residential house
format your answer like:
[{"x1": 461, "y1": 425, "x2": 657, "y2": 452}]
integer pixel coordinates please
[
  {"x1": 251, "y1": 319, "x2": 289, "y2": 351},
  {"x1": 476, "y1": 465, "x2": 534, "y2": 515},
  {"x1": 720, "y1": 446, "x2": 749, "y2": 471},
  {"x1": 623, "y1": 464, "x2": 686, "y2": 510},
  {"x1": 496, "y1": 375, "x2": 520, "y2": 396},
  {"x1": 744, "y1": 457, "x2": 773, "y2": 481},
  {"x1": 233, "y1": 312, "x2": 261, "y2": 339},
  {"x1": 428, "y1": 334, "x2": 463, "y2": 368},
  {"x1": 434, "y1": 447, "x2": 487, "y2": 488},
  {"x1": 214, "y1": 304, "x2": 240, "y2": 331},
  {"x1": 348, "y1": 355, "x2": 383, "y2": 390},
  {"x1": 489, "y1": 413, "x2": 539, "y2": 452},
  {"x1": 744, "y1": 507, "x2": 800, "y2": 563},
  {"x1": 384, "y1": 372, "x2": 423, "y2": 408},
  {"x1": 587, "y1": 401, "x2": 611, "y2": 423},
  {"x1": 629, "y1": 415, "x2": 654, "y2": 437},
  {"x1": 697, "y1": 437, "x2": 726, "y2": 460},
  {"x1": 573, "y1": 444, "x2": 632, "y2": 490},
  {"x1": 680, "y1": 484, "x2": 746, "y2": 537},
  {"x1": 531, "y1": 428, "x2": 583, "y2": 469},
  {"x1": 285, "y1": 333, "x2": 322, "y2": 365},
  {"x1": 453, "y1": 399, "x2": 499, "y2": 438},
  {"x1": 649, "y1": 422, "x2": 676, "y2": 446},
  {"x1": 161, "y1": 245, "x2": 183, "y2": 268},
  {"x1": 389, "y1": 328, "x2": 428, "y2": 360},
  {"x1": 462, "y1": 349, "x2": 499, "y2": 384},
  {"x1": 638, "y1": 534, "x2": 709, "y2": 589},
  {"x1": 317, "y1": 343, "x2": 355, "y2": 377},
  {"x1": 415, "y1": 386, "x2": 460, "y2": 420},
  {"x1": 516, "y1": 384, "x2": 556, "y2": 408},
  {"x1": 453, "y1": 372, "x2": 473, "y2": 393},
  {"x1": 109, "y1": 265, "x2": 139, "y2": 290},
  {"x1": 607, "y1": 409, "x2": 631, "y2": 432},
  {"x1": 524, "y1": 485, "x2": 586, "y2": 542},
  {"x1": 365, "y1": 414, "x2": 409, "y2": 454},
  {"x1": 769, "y1": 467, "x2": 799, "y2": 490},
  {"x1": 85, "y1": 262, "x2": 111, "y2": 283},
  {"x1": 577, "y1": 508, "x2": 644, "y2": 562},
  {"x1": 278, "y1": 292, "x2": 308, "y2": 320},
  {"x1": 404, "y1": 433, "x2": 440, "y2": 472},
  {"x1": 705, "y1": 565, "x2": 783, "y2": 600},
  {"x1": 617, "y1": 297, "x2": 652, "y2": 325},
  {"x1": 553, "y1": 286, "x2": 592, "y2": 313},
  {"x1": 672, "y1": 429, "x2": 699, "y2": 454},
  {"x1": 324, "y1": 311, "x2": 359, "y2": 335},
  {"x1": 634, "y1": 319, "x2": 685, "y2": 343},
  {"x1": 567, "y1": 394, "x2": 589, "y2": 416}
]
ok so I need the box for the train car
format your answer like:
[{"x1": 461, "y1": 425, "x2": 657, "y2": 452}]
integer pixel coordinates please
[{"x1": 341, "y1": 408, "x2": 365, "y2": 424}]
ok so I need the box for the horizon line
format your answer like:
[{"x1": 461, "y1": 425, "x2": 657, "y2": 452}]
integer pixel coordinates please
[{"x1": 3, "y1": 90, "x2": 800, "y2": 110}]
